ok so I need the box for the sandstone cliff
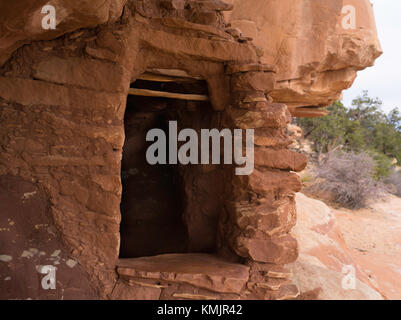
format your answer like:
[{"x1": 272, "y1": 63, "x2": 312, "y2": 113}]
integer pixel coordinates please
[
  {"x1": 1, "y1": 1, "x2": 381, "y2": 115},
  {"x1": 227, "y1": 0, "x2": 382, "y2": 113},
  {"x1": 0, "y1": 0, "x2": 383, "y2": 300},
  {"x1": 0, "y1": 1, "x2": 127, "y2": 66}
]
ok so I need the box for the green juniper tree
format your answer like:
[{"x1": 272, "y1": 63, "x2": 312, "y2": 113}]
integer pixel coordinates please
[{"x1": 297, "y1": 91, "x2": 401, "y2": 180}]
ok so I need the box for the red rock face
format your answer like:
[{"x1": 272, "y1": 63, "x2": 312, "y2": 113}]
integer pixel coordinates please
[
  {"x1": 0, "y1": 175, "x2": 97, "y2": 299},
  {"x1": 291, "y1": 193, "x2": 384, "y2": 300},
  {"x1": 0, "y1": 0, "x2": 127, "y2": 66},
  {"x1": 0, "y1": 0, "x2": 380, "y2": 300},
  {"x1": 228, "y1": 0, "x2": 382, "y2": 113}
]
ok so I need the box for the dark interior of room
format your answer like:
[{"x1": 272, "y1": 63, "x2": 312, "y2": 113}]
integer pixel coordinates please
[{"x1": 119, "y1": 77, "x2": 226, "y2": 258}]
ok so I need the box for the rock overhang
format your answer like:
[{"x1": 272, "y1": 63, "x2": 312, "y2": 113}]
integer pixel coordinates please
[{"x1": 0, "y1": 0, "x2": 382, "y2": 300}]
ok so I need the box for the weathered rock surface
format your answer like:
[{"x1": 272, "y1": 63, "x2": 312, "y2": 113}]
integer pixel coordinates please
[
  {"x1": 290, "y1": 193, "x2": 384, "y2": 300},
  {"x1": 0, "y1": 0, "x2": 127, "y2": 66},
  {"x1": 0, "y1": 1, "x2": 301, "y2": 299},
  {"x1": 0, "y1": 175, "x2": 97, "y2": 299},
  {"x1": 333, "y1": 195, "x2": 401, "y2": 300},
  {"x1": 228, "y1": 0, "x2": 382, "y2": 111},
  {"x1": 117, "y1": 254, "x2": 250, "y2": 294},
  {"x1": 0, "y1": 0, "x2": 382, "y2": 300}
]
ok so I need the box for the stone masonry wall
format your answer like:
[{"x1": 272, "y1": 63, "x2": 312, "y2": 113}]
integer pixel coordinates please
[{"x1": 0, "y1": 1, "x2": 306, "y2": 299}]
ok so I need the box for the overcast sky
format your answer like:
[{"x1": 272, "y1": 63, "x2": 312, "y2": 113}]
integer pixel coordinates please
[{"x1": 342, "y1": 0, "x2": 401, "y2": 113}]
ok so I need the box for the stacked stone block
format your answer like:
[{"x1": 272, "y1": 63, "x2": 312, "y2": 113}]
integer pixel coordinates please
[{"x1": 223, "y1": 63, "x2": 308, "y2": 299}]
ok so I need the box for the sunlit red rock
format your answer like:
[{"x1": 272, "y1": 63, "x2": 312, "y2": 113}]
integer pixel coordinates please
[{"x1": 228, "y1": 0, "x2": 382, "y2": 111}]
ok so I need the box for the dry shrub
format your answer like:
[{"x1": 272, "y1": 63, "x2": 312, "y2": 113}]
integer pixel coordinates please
[
  {"x1": 311, "y1": 152, "x2": 383, "y2": 209},
  {"x1": 385, "y1": 172, "x2": 401, "y2": 197}
]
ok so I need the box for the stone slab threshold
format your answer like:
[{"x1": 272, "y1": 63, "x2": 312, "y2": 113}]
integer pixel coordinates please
[{"x1": 117, "y1": 253, "x2": 250, "y2": 294}]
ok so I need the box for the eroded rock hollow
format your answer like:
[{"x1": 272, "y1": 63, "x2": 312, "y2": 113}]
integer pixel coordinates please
[{"x1": 0, "y1": 0, "x2": 381, "y2": 299}]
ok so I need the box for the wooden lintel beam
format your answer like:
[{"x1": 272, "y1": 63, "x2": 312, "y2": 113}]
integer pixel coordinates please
[
  {"x1": 290, "y1": 107, "x2": 329, "y2": 118},
  {"x1": 128, "y1": 88, "x2": 209, "y2": 101},
  {"x1": 146, "y1": 68, "x2": 203, "y2": 80},
  {"x1": 137, "y1": 73, "x2": 194, "y2": 83}
]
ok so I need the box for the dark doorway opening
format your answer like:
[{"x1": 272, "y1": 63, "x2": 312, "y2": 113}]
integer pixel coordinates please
[
  {"x1": 119, "y1": 75, "x2": 227, "y2": 259},
  {"x1": 119, "y1": 94, "x2": 188, "y2": 258}
]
